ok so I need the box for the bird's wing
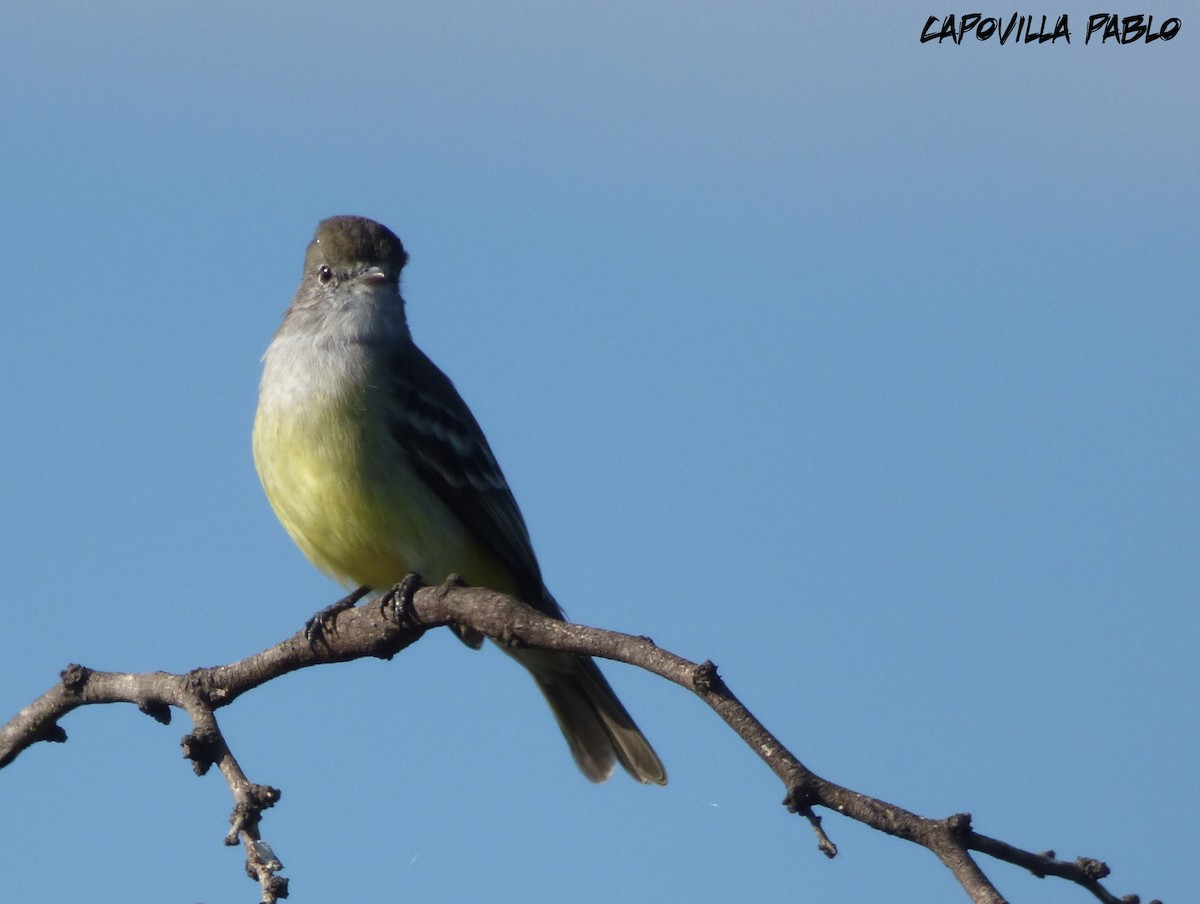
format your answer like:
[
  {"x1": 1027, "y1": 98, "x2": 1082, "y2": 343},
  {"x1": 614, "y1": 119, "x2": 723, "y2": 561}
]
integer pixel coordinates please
[{"x1": 383, "y1": 342, "x2": 551, "y2": 608}]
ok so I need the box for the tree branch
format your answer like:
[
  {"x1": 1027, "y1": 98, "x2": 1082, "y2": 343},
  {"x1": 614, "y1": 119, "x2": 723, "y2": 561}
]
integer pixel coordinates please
[{"x1": 0, "y1": 581, "x2": 1160, "y2": 904}]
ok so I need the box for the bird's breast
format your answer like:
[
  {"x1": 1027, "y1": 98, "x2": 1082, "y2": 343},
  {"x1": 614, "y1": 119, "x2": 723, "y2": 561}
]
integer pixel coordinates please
[{"x1": 253, "y1": 338, "x2": 495, "y2": 590}]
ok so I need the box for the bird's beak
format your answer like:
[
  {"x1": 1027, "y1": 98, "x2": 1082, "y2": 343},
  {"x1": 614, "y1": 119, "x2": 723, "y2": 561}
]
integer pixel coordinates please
[{"x1": 361, "y1": 266, "x2": 389, "y2": 285}]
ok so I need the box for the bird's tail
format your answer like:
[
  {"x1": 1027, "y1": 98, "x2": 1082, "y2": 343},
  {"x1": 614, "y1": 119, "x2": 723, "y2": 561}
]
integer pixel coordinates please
[{"x1": 515, "y1": 647, "x2": 667, "y2": 785}]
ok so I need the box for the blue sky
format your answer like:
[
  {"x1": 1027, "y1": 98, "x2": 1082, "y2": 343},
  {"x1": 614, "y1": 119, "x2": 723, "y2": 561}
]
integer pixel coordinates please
[{"x1": 1, "y1": 2, "x2": 1195, "y2": 902}]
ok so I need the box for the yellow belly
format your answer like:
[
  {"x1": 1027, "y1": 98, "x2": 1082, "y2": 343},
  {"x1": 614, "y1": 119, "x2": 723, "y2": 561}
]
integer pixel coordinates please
[{"x1": 253, "y1": 384, "x2": 515, "y2": 594}]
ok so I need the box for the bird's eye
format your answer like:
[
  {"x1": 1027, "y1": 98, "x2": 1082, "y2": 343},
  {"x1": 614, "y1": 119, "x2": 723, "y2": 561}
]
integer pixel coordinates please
[{"x1": 317, "y1": 265, "x2": 334, "y2": 284}]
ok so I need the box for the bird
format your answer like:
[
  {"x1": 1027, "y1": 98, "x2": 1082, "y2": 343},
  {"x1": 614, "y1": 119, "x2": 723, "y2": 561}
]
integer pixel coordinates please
[{"x1": 252, "y1": 215, "x2": 666, "y2": 785}]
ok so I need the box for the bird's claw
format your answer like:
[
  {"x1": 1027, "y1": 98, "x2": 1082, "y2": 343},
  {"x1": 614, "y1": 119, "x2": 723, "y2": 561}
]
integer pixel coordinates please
[
  {"x1": 382, "y1": 573, "x2": 425, "y2": 630},
  {"x1": 304, "y1": 586, "x2": 370, "y2": 646}
]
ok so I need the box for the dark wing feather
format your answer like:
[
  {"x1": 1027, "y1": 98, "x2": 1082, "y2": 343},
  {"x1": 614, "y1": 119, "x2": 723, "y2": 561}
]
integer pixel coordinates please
[
  {"x1": 384, "y1": 343, "x2": 556, "y2": 612},
  {"x1": 384, "y1": 344, "x2": 666, "y2": 784}
]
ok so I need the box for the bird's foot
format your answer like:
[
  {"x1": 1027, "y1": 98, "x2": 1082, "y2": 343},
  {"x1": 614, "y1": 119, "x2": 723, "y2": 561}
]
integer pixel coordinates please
[
  {"x1": 381, "y1": 573, "x2": 426, "y2": 631},
  {"x1": 304, "y1": 585, "x2": 371, "y2": 646},
  {"x1": 434, "y1": 573, "x2": 484, "y2": 649}
]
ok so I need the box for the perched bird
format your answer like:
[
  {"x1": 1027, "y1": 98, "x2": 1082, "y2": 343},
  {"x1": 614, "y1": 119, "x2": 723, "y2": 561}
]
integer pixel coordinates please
[{"x1": 253, "y1": 215, "x2": 666, "y2": 784}]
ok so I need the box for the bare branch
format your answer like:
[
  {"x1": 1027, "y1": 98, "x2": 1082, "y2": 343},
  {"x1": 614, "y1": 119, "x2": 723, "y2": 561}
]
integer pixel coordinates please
[{"x1": 0, "y1": 580, "x2": 1160, "y2": 904}]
